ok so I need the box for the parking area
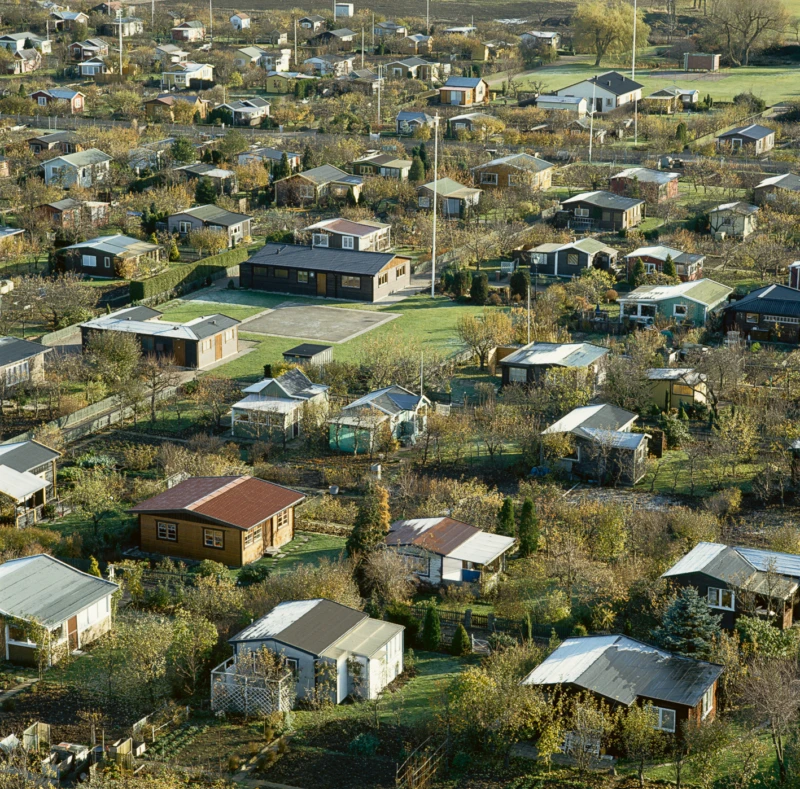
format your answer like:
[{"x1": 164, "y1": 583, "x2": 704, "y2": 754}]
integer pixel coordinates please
[{"x1": 239, "y1": 304, "x2": 400, "y2": 343}]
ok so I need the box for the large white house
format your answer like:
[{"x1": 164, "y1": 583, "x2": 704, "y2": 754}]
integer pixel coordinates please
[
  {"x1": 41, "y1": 149, "x2": 113, "y2": 188},
  {"x1": 556, "y1": 71, "x2": 643, "y2": 114}
]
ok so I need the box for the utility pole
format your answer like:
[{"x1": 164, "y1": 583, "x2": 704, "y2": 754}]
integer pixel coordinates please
[
  {"x1": 209, "y1": 0, "x2": 213, "y2": 44},
  {"x1": 294, "y1": 18, "x2": 298, "y2": 66},
  {"x1": 361, "y1": 27, "x2": 364, "y2": 69},
  {"x1": 151, "y1": 0, "x2": 154, "y2": 26},
  {"x1": 376, "y1": 64, "x2": 381, "y2": 127},
  {"x1": 588, "y1": 79, "x2": 596, "y2": 163},
  {"x1": 430, "y1": 113, "x2": 440, "y2": 298},
  {"x1": 527, "y1": 284, "x2": 530, "y2": 344},
  {"x1": 632, "y1": 0, "x2": 638, "y2": 144},
  {"x1": 426, "y1": 0, "x2": 429, "y2": 35},
  {"x1": 371, "y1": 13, "x2": 374, "y2": 51}
]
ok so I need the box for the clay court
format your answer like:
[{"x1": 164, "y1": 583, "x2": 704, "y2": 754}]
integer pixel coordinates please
[{"x1": 239, "y1": 304, "x2": 399, "y2": 343}]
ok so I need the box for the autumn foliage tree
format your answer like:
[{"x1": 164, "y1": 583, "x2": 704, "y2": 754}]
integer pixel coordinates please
[{"x1": 456, "y1": 310, "x2": 514, "y2": 371}]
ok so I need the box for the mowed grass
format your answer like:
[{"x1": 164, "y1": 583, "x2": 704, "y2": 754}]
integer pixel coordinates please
[
  {"x1": 210, "y1": 294, "x2": 489, "y2": 382},
  {"x1": 517, "y1": 61, "x2": 800, "y2": 105}
]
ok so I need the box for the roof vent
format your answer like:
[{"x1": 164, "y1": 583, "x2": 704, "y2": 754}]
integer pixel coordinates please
[
  {"x1": 607, "y1": 80, "x2": 611, "y2": 85},
  {"x1": 210, "y1": 320, "x2": 216, "y2": 325},
  {"x1": 173, "y1": 325, "x2": 180, "y2": 330}
]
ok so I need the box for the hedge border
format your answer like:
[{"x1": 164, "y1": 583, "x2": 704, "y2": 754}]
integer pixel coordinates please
[{"x1": 129, "y1": 247, "x2": 250, "y2": 301}]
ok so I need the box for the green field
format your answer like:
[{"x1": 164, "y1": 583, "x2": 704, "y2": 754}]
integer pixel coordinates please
[
  {"x1": 517, "y1": 61, "x2": 800, "y2": 105},
  {"x1": 166, "y1": 291, "x2": 488, "y2": 382}
]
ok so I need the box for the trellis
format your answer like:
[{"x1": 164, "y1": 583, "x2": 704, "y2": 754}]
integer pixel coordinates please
[{"x1": 210, "y1": 657, "x2": 294, "y2": 716}]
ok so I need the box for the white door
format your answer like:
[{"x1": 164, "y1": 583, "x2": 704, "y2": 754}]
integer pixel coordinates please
[
  {"x1": 337, "y1": 657, "x2": 348, "y2": 703},
  {"x1": 450, "y1": 91, "x2": 460, "y2": 105}
]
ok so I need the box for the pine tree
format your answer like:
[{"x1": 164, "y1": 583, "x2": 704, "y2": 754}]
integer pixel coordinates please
[
  {"x1": 346, "y1": 186, "x2": 358, "y2": 207},
  {"x1": 497, "y1": 498, "x2": 515, "y2": 537},
  {"x1": 346, "y1": 484, "x2": 391, "y2": 556},
  {"x1": 168, "y1": 238, "x2": 180, "y2": 262},
  {"x1": 630, "y1": 258, "x2": 645, "y2": 289},
  {"x1": 675, "y1": 122, "x2": 688, "y2": 145},
  {"x1": 450, "y1": 624, "x2": 472, "y2": 656},
  {"x1": 409, "y1": 156, "x2": 425, "y2": 182},
  {"x1": 274, "y1": 152, "x2": 291, "y2": 181},
  {"x1": 301, "y1": 144, "x2": 314, "y2": 171},
  {"x1": 662, "y1": 254, "x2": 676, "y2": 278},
  {"x1": 87, "y1": 556, "x2": 102, "y2": 577},
  {"x1": 195, "y1": 176, "x2": 217, "y2": 205},
  {"x1": 518, "y1": 498, "x2": 539, "y2": 557},
  {"x1": 470, "y1": 272, "x2": 489, "y2": 305},
  {"x1": 422, "y1": 605, "x2": 442, "y2": 651},
  {"x1": 653, "y1": 587, "x2": 722, "y2": 659}
]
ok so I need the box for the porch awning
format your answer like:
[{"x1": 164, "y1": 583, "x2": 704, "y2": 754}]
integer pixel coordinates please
[
  {"x1": 0, "y1": 465, "x2": 50, "y2": 502},
  {"x1": 446, "y1": 531, "x2": 516, "y2": 566}
]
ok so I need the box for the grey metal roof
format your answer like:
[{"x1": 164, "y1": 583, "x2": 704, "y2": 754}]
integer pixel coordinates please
[
  {"x1": 105, "y1": 305, "x2": 162, "y2": 322},
  {"x1": 0, "y1": 440, "x2": 60, "y2": 473},
  {"x1": 560, "y1": 71, "x2": 643, "y2": 97},
  {"x1": 172, "y1": 205, "x2": 251, "y2": 226},
  {"x1": 0, "y1": 554, "x2": 118, "y2": 627},
  {"x1": 444, "y1": 76, "x2": 483, "y2": 88},
  {"x1": 522, "y1": 635, "x2": 722, "y2": 708},
  {"x1": 718, "y1": 124, "x2": 774, "y2": 141},
  {"x1": 60, "y1": 234, "x2": 161, "y2": 259},
  {"x1": 612, "y1": 167, "x2": 679, "y2": 185},
  {"x1": 726, "y1": 284, "x2": 800, "y2": 318},
  {"x1": 501, "y1": 342, "x2": 608, "y2": 369},
  {"x1": 397, "y1": 111, "x2": 434, "y2": 123},
  {"x1": 708, "y1": 201, "x2": 759, "y2": 216},
  {"x1": 755, "y1": 173, "x2": 800, "y2": 192},
  {"x1": 0, "y1": 336, "x2": 50, "y2": 367},
  {"x1": 189, "y1": 314, "x2": 240, "y2": 339},
  {"x1": 291, "y1": 164, "x2": 360, "y2": 186},
  {"x1": 562, "y1": 190, "x2": 644, "y2": 211},
  {"x1": 229, "y1": 599, "x2": 368, "y2": 655},
  {"x1": 248, "y1": 243, "x2": 403, "y2": 277},
  {"x1": 343, "y1": 385, "x2": 426, "y2": 416},
  {"x1": 472, "y1": 153, "x2": 554, "y2": 174},
  {"x1": 49, "y1": 149, "x2": 113, "y2": 167}
]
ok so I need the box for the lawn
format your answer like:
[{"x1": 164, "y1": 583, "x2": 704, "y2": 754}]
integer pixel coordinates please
[
  {"x1": 256, "y1": 531, "x2": 348, "y2": 575},
  {"x1": 516, "y1": 61, "x2": 800, "y2": 106},
  {"x1": 211, "y1": 293, "x2": 488, "y2": 382}
]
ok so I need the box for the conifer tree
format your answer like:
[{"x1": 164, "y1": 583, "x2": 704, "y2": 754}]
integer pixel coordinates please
[
  {"x1": 301, "y1": 144, "x2": 314, "y2": 171},
  {"x1": 497, "y1": 497, "x2": 516, "y2": 537},
  {"x1": 422, "y1": 605, "x2": 442, "y2": 651},
  {"x1": 409, "y1": 156, "x2": 425, "y2": 182},
  {"x1": 88, "y1": 556, "x2": 102, "y2": 577},
  {"x1": 518, "y1": 498, "x2": 539, "y2": 557},
  {"x1": 653, "y1": 587, "x2": 722, "y2": 659},
  {"x1": 450, "y1": 624, "x2": 472, "y2": 656},
  {"x1": 662, "y1": 254, "x2": 676, "y2": 278},
  {"x1": 346, "y1": 484, "x2": 391, "y2": 556}
]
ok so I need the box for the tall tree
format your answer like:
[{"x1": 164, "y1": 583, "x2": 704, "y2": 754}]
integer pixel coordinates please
[
  {"x1": 653, "y1": 587, "x2": 722, "y2": 659},
  {"x1": 346, "y1": 484, "x2": 391, "y2": 556},
  {"x1": 194, "y1": 177, "x2": 218, "y2": 205},
  {"x1": 620, "y1": 703, "x2": 665, "y2": 788},
  {"x1": 573, "y1": 0, "x2": 651, "y2": 66},
  {"x1": 422, "y1": 604, "x2": 442, "y2": 651},
  {"x1": 662, "y1": 254, "x2": 677, "y2": 278},
  {"x1": 518, "y1": 498, "x2": 539, "y2": 556},
  {"x1": 301, "y1": 144, "x2": 314, "y2": 170},
  {"x1": 456, "y1": 310, "x2": 514, "y2": 371},
  {"x1": 139, "y1": 353, "x2": 181, "y2": 423},
  {"x1": 497, "y1": 498, "x2": 516, "y2": 537},
  {"x1": 708, "y1": 0, "x2": 788, "y2": 66},
  {"x1": 409, "y1": 155, "x2": 425, "y2": 182},
  {"x1": 85, "y1": 330, "x2": 142, "y2": 395},
  {"x1": 169, "y1": 611, "x2": 218, "y2": 696},
  {"x1": 170, "y1": 137, "x2": 196, "y2": 164}
]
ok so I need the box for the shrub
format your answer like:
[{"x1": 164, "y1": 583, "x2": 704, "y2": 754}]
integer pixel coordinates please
[
  {"x1": 1, "y1": 698, "x2": 16, "y2": 712},
  {"x1": 195, "y1": 559, "x2": 228, "y2": 578},
  {"x1": 450, "y1": 624, "x2": 472, "y2": 656},
  {"x1": 238, "y1": 563, "x2": 271, "y2": 586},
  {"x1": 385, "y1": 603, "x2": 420, "y2": 645},
  {"x1": 572, "y1": 622, "x2": 588, "y2": 637},
  {"x1": 227, "y1": 755, "x2": 241, "y2": 772},
  {"x1": 348, "y1": 733, "x2": 380, "y2": 756},
  {"x1": 510, "y1": 269, "x2": 530, "y2": 300},
  {"x1": 605, "y1": 289, "x2": 618, "y2": 302},
  {"x1": 252, "y1": 463, "x2": 302, "y2": 486},
  {"x1": 487, "y1": 632, "x2": 516, "y2": 651},
  {"x1": 77, "y1": 453, "x2": 115, "y2": 469},
  {"x1": 121, "y1": 443, "x2": 158, "y2": 471},
  {"x1": 41, "y1": 503, "x2": 57, "y2": 519},
  {"x1": 421, "y1": 605, "x2": 442, "y2": 651},
  {"x1": 704, "y1": 488, "x2": 742, "y2": 519},
  {"x1": 487, "y1": 292, "x2": 503, "y2": 306},
  {"x1": 470, "y1": 272, "x2": 489, "y2": 305}
]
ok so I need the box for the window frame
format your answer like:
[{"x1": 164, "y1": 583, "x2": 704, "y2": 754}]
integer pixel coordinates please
[
  {"x1": 203, "y1": 528, "x2": 225, "y2": 550},
  {"x1": 341, "y1": 275, "x2": 360, "y2": 289},
  {"x1": 285, "y1": 656, "x2": 299, "y2": 678},
  {"x1": 378, "y1": 271, "x2": 389, "y2": 287},
  {"x1": 273, "y1": 268, "x2": 289, "y2": 279},
  {"x1": 157, "y1": 521, "x2": 178, "y2": 541},
  {"x1": 654, "y1": 706, "x2": 676, "y2": 733},
  {"x1": 341, "y1": 235, "x2": 355, "y2": 250},
  {"x1": 707, "y1": 586, "x2": 734, "y2": 611},
  {"x1": 673, "y1": 304, "x2": 688, "y2": 317},
  {"x1": 297, "y1": 270, "x2": 309, "y2": 283},
  {"x1": 701, "y1": 686, "x2": 714, "y2": 719},
  {"x1": 312, "y1": 233, "x2": 328, "y2": 247},
  {"x1": 574, "y1": 207, "x2": 590, "y2": 218},
  {"x1": 745, "y1": 313, "x2": 759, "y2": 324},
  {"x1": 480, "y1": 171, "x2": 499, "y2": 185}
]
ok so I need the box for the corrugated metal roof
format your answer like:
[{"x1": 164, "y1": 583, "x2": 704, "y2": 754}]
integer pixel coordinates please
[
  {"x1": 708, "y1": 201, "x2": 759, "y2": 215},
  {"x1": 501, "y1": 342, "x2": 608, "y2": 369},
  {"x1": 756, "y1": 173, "x2": 800, "y2": 191},
  {"x1": 175, "y1": 205, "x2": 251, "y2": 226},
  {"x1": 230, "y1": 599, "x2": 367, "y2": 655},
  {"x1": 130, "y1": 475, "x2": 304, "y2": 530},
  {"x1": 613, "y1": 167, "x2": 678, "y2": 185},
  {"x1": 50, "y1": 149, "x2": 112, "y2": 167},
  {"x1": 447, "y1": 531, "x2": 516, "y2": 565},
  {"x1": 623, "y1": 279, "x2": 731, "y2": 307},
  {"x1": 647, "y1": 368, "x2": 704, "y2": 383},
  {"x1": 0, "y1": 465, "x2": 50, "y2": 501},
  {"x1": 543, "y1": 404, "x2": 636, "y2": 435},
  {"x1": 0, "y1": 337, "x2": 51, "y2": 367},
  {"x1": 344, "y1": 386, "x2": 426, "y2": 416},
  {"x1": 726, "y1": 284, "x2": 800, "y2": 318},
  {"x1": 321, "y1": 618, "x2": 403, "y2": 659},
  {"x1": 737, "y1": 546, "x2": 800, "y2": 579},
  {"x1": 444, "y1": 76, "x2": 483, "y2": 88},
  {"x1": 579, "y1": 428, "x2": 647, "y2": 449},
  {"x1": 419, "y1": 178, "x2": 481, "y2": 198},
  {"x1": 522, "y1": 635, "x2": 722, "y2": 708},
  {"x1": 718, "y1": 124, "x2": 773, "y2": 141},
  {"x1": 62, "y1": 234, "x2": 161, "y2": 258},
  {"x1": 472, "y1": 153, "x2": 554, "y2": 174},
  {"x1": 0, "y1": 554, "x2": 118, "y2": 627},
  {"x1": 387, "y1": 517, "x2": 477, "y2": 556}
]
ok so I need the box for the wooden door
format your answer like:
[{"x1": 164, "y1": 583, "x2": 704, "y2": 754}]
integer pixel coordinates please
[
  {"x1": 317, "y1": 273, "x2": 327, "y2": 296},
  {"x1": 68, "y1": 616, "x2": 78, "y2": 651},
  {"x1": 215, "y1": 334, "x2": 223, "y2": 360},
  {"x1": 173, "y1": 340, "x2": 185, "y2": 366}
]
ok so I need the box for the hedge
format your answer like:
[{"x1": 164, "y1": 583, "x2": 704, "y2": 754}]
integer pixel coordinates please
[{"x1": 129, "y1": 247, "x2": 250, "y2": 301}]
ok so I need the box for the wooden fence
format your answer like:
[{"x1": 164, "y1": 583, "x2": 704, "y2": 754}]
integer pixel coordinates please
[{"x1": 396, "y1": 736, "x2": 449, "y2": 789}]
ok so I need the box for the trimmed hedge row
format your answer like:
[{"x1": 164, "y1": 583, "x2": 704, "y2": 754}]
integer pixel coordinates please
[{"x1": 129, "y1": 247, "x2": 250, "y2": 301}]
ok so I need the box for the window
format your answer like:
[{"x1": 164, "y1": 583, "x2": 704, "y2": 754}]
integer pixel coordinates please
[
  {"x1": 179, "y1": 221, "x2": 191, "y2": 234},
  {"x1": 8, "y1": 624, "x2": 28, "y2": 642},
  {"x1": 708, "y1": 587, "x2": 734, "y2": 610},
  {"x1": 574, "y1": 207, "x2": 589, "y2": 218},
  {"x1": 654, "y1": 707, "x2": 676, "y2": 733},
  {"x1": 480, "y1": 172, "x2": 498, "y2": 185},
  {"x1": 702, "y1": 686, "x2": 714, "y2": 719},
  {"x1": 244, "y1": 524, "x2": 263, "y2": 547},
  {"x1": 623, "y1": 302, "x2": 638, "y2": 316},
  {"x1": 640, "y1": 305, "x2": 656, "y2": 318},
  {"x1": 202, "y1": 338, "x2": 212, "y2": 351},
  {"x1": 378, "y1": 272, "x2": 389, "y2": 287},
  {"x1": 51, "y1": 624, "x2": 64, "y2": 641},
  {"x1": 746, "y1": 313, "x2": 759, "y2": 324},
  {"x1": 38, "y1": 96, "x2": 47, "y2": 106},
  {"x1": 5, "y1": 361, "x2": 28, "y2": 386},
  {"x1": 275, "y1": 509, "x2": 290, "y2": 530},
  {"x1": 285, "y1": 657, "x2": 299, "y2": 678},
  {"x1": 341, "y1": 275, "x2": 360, "y2": 289},
  {"x1": 297, "y1": 270, "x2": 309, "y2": 283},
  {"x1": 645, "y1": 262, "x2": 657, "y2": 274},
  {"x1": 82, "y1": 254, "x2": 96, "y2": 268},
  {"x1": 312, "y1": 233, "x2": 328, "y2": 247},
  {"x1": 273, "y1": 268, "x2": 288, "y2": 278},
  {"x1": 764, "y1": 315, "x2": 800, "y2": 324},
  {"x1": 224, "y1": 329, "x2": 235, "y2": 342},
  {"x1": 567, "y1": 253, "x2": 579, "y2": 266},
  {"x1": 157, "y1": 521, "x2": 177, "y2": 541},
  {"x1": 299, "y1": 185, "x2": 315, "y2": 199},
  {"x1": 396, "y1": 265, "x2": 406, "y2": 278},
  {"x1": 104, "y1": 256, "x2": 111, "y2": 269},
  {"x1": 342, "y1": 235, "x2": 354, "y2": 250},
  {"x1": 418, "y1": 196, "x2": 431, "y2": 208},
  {"x1": 203, "y1": 528, "x2": 224, "y2": 549},
  {"x1": 673, "y1": 304, "x2": 688, "y2": 317},
  {"x1": 673, "y1": 384, "x2": 694, "y2": 396},
  {"x1": 403, "y1": 553, "x2": 429, "y2": 576},
  {"x1": 509, "y1": 366, "x2": 527, "y2": 383}
]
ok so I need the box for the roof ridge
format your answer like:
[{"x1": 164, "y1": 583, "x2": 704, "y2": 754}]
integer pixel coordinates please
[{"x1": 185, "y1": 475, "x2": 249, "y2": 510}]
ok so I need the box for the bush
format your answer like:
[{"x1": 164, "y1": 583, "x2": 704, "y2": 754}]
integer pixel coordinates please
[
  {"x1": 77, "y1": 453, "x2": 115, "y2": 469},
  {"x1": 705, "y1": 488, "x2": 742, "y2": 519},
  {"x1": 384, "y1": 603, "x2": 420, "y2": 645},
  {"x1": 195, "y1": 559, "x2": 228, "y2": 578},
  {"x1": 348, "y1": 733, "x2": 380, "y2": 756},
  {"x1": 658, "y1": 412, "x2": 690, "y2": 449},
  {"x1": 227, "y1": 755, "x2": 241, "y2": 772},
  {"x1": 510, "y1": 269, "x2": 530, "y2": 299},
  {"x1": 487, "y1": 632, "x2": 517, "y2": 651},
  {"x1": 1, "y1": 698, "x2": 16, "y2": 712},
  {"x1": 41, "y1": 503, "x2": 57, "y2": 519},
  {"x1": 121, "y1": 443, "x2": 158, "y2": 471},
  {"x1": 238, "y1": 563, "x2": 271, "y2": 586},
  {"x1": 487, "y1": 292, "x2": 503, "y2": 306},
  {"x1": 450, "y1": 624, "x2": 472, "y2": 656},
  {"x1": 422, "y1": 605, "x2": 442, "y2": 651},
  {"x1": 605, "y1": 289, "x2": 618, "y2": 302},
  {"x1": 470, "y1": 272, "x2": 489, "y2": 305},
  {"x1": 129, "y1": 247, "x2": 250, "y2": 301},
  {"x1": 572, "y1": 623, "x2": 588, "y2": 637}
]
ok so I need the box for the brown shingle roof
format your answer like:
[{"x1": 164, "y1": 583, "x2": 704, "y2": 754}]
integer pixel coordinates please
[
  {"x1": 386, "y1": 517, "x2": 477, "y2": 556},
  {"x1": 130, "y1": 475, "x2": 304, "y2": 530}
]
